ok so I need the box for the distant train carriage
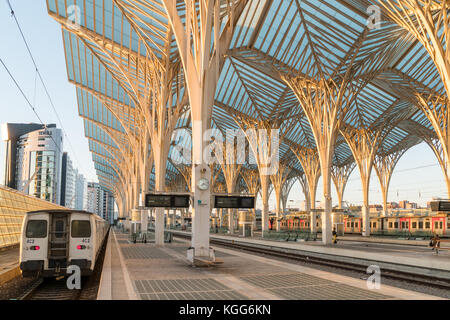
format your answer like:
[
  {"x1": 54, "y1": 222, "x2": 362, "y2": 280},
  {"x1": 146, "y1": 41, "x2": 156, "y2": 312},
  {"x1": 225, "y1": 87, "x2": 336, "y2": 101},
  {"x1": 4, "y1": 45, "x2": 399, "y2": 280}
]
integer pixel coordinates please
[{"x1": 261, "y1": 211, "x2": 450, "y2": 237}]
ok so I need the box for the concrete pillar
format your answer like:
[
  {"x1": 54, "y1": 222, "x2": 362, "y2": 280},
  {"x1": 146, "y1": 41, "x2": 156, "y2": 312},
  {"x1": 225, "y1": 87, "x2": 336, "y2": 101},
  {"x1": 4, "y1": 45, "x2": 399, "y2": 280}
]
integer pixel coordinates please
[
  {"x1": 275, "y1": 190, "x2": 281, "y2": 232},
  {"x1": 155, "y1": 208, "x2": 164, "y2": 246},
  {"x1": 141, "y1": 209, "x2": 148, "y2": 233},
  {"x1": 228, "y1": 209, "x2": 234, "y2": 234},
  {"x1": 362, "y1": 205, "x2": 371, "y2": 237},
  {"x1": 180, "y1": 208, "x2": 185, "y2": 229},
  {"x1": 261, "y1": 177, "x2": 269, "y2": 232},
  {"x1": 321, "y1": 167, "x2": 333, "y2": 245},
  {"x1": 309, "y1": 190, "x2": 316, "y2": 233},
  {"x1": 191, "y1": 163, "x2": 211, "y2": 258}
]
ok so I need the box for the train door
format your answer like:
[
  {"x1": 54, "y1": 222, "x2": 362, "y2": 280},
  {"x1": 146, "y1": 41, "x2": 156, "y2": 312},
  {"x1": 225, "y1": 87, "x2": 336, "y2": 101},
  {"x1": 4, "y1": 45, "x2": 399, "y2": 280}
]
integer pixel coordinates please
[
  {"x1": 48, "y1": 213, "x2": 69, "y2": 273},
  {"x1": 400, "y1": 218, "x2": 410, "y2": 232},
  {"x1": 432, "y1": 217, "x2": 445, "y2": 235}
]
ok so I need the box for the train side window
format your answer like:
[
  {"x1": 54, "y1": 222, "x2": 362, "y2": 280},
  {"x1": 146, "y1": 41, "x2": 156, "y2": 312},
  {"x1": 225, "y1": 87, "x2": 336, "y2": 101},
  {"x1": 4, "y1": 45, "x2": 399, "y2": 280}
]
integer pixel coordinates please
[
  {"x1": 394, "y1": 222, "x2": 398, "y2": 229},
  {"x1": 439, "y1": 222, "x2": 443, "y2": 229},
  {"x1": 412, "y1": 222, "x2": 417, "y2": 229},
  {"x1": 435, "y1": 222, "x2": 439, "y2": 229},
  {"x1": 418, "y1": 221, "x2": 423, "y2": 229},
  {"x1": 71, "y1": 220, "x2": 91, "y2": 238},
  {"x1": 26, "y1": 220, "x2": 47, "y2": 238},
  {"x1": 389, "y1": 222, "x2": 392, "y2": 228},
  {"x1": 425, "y1": 222, "x2": 430, "y2": 229}
]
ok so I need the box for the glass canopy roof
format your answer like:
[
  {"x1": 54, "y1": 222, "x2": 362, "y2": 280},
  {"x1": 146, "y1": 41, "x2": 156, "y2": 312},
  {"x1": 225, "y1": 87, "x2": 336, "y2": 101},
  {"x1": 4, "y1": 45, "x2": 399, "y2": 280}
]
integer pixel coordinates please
[{"x1": 46, "y1": 0, "x2": 444, "y2": 199}]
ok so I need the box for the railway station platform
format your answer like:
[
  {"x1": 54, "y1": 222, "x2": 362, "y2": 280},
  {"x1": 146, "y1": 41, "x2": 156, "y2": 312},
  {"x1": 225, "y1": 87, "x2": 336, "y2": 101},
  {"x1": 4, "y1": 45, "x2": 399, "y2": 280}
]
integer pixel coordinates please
[
  {"x1": 194, "y1": 232, "x2": 450, "y2": 280},
  {"x1": 0, "y1": 247, "x2": 20, "y2": 285},
  {"x1": 97, "y1": 229, "x2": 445, "y2": 300}
]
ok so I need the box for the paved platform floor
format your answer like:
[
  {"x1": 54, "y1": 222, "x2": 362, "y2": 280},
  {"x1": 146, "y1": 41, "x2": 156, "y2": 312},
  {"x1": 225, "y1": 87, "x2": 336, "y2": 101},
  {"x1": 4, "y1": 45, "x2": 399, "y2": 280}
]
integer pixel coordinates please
[{"x1": 98, "y1": 230, "x2": 445, "y2": 300}]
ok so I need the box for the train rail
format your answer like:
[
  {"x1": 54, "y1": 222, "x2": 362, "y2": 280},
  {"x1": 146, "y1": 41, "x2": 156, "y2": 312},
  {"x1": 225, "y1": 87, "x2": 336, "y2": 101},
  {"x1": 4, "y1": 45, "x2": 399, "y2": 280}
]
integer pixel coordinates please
[{"x1": 173, "y1": 232, "x2": 450, "y2": 291}]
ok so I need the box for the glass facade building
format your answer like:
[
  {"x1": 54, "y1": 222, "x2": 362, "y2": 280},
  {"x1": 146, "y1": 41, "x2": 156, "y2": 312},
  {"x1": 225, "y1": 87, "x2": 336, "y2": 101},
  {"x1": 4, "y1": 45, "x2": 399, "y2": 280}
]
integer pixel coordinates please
[{"x1": 0, "y1": 184, "x2": 64, "y2": 249}]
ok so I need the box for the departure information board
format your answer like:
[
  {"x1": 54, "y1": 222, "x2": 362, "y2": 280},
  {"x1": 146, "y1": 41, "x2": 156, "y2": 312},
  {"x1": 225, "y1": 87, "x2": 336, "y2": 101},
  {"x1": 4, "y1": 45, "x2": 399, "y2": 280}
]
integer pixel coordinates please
[
  {"x1": 214, "y1": 196, "x2": 255, "y2": 209},
  {"x1": 145, "y1": 194, "x2": 191, "y2": 208},
  {"x1": 430, "y1": 201, "x2": 450, "y2": 212}
]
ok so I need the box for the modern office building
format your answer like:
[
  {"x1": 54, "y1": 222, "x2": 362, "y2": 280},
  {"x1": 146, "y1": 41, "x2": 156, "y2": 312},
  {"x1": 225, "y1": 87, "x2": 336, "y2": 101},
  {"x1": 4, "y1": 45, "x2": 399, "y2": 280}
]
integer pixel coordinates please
[
  {"x1": 14, "y1": 124, "x2": 63, "y2": 204},
  {"x1": 1, "y1": 123, "x2": 47, "y2": 188},
  {"x1": 86, "y1": 182, "x2": 114, "y2": 224}
]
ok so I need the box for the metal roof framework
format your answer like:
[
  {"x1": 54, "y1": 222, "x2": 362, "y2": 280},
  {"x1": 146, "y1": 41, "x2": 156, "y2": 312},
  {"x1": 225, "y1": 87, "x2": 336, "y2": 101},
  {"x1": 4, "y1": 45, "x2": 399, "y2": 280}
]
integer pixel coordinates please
[{"x1": 47, "y1": 0, "x2": 448, "y2": 241}]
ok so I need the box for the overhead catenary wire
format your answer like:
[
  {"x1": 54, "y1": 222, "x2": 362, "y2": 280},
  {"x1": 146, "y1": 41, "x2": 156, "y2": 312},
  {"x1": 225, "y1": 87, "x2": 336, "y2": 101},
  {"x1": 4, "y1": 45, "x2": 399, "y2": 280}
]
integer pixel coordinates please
[
  {"x1": 0, "y1": 57, "x2": 64, "y2": 156},
  {"x1": 5, "y1": 0, "x2": 87, "y2": 175}
]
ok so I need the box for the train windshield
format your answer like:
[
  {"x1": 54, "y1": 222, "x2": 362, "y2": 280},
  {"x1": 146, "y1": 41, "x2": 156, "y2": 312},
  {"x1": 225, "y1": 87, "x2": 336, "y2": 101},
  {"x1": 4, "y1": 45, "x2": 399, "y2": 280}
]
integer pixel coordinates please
[
  {"x1": 71, "y1": 220, "x2": 91, "y2": 238},
  {"x1": 26, "y1": 220, "x2": 47, "y2": 238}
]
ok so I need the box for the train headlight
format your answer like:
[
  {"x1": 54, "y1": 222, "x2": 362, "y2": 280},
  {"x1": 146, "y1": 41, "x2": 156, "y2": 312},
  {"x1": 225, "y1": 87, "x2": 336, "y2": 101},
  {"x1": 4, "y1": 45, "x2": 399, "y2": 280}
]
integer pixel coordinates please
[
  {"x1": 77, "y1": 245, "x2": 86, "y2": 250},
  {"x1": 30, "y1": 246, "x2": 40, "y2": 251}
]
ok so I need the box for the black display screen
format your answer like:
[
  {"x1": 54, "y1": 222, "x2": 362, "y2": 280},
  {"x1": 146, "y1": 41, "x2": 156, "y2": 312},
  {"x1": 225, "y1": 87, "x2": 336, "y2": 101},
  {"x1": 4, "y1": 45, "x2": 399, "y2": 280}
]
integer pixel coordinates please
[
  {"x1": 214, "y1": 196, "x2": 255, "y2": 209},
  {"x1": 145, "y1": 194, "x2": 191, "y2": 208},
  {"x1": 431, "y1": 201, "x2": 450, "y2": 212}
]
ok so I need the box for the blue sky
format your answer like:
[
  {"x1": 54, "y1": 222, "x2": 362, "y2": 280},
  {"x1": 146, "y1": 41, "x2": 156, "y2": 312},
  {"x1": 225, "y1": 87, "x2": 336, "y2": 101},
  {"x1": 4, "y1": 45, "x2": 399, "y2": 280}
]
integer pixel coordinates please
[
  {"x1": 0, "y1": 0, "x2": 447, "y2": 209},
  {"x1": 0, "y1": 0, "x2": 97, "y2": 182}
]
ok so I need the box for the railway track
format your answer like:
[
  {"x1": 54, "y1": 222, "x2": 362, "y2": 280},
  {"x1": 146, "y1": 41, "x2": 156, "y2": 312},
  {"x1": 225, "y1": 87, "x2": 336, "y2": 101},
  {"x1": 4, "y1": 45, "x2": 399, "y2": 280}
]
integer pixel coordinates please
[
  {"x1": 173, "y1": 232, "x2": 450, "y2": 291},
  {"x1": 19, "y1": 278, "x2": 82, "y2": 300}
]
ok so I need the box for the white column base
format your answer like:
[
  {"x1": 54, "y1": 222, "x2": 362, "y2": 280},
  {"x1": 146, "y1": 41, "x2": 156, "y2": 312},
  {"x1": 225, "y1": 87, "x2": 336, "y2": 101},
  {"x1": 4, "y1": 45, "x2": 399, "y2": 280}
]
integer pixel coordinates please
[
  {"x1": 155, "y1": 207, "x2": 164, "y2": 246},
  {"x1": 322, "y1": 197, "x2": 332, "y2": 245},
  {"x1": 191, "y1": 164, "x2": 211, "y2": 258},
  {"x1": 362, "y1": 205, "x2": 371, "y2": 237}
]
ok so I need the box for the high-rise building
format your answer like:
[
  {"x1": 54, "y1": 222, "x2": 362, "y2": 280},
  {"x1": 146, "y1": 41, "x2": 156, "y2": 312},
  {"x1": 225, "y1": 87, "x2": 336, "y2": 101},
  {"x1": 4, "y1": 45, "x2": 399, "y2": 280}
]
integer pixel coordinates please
[
  {"x1": 86, "y1": 182, "x2": 114, "y2": 224},
  {"x1": 74, "y1": 170, "x2": 87, "y2": 211},
  {"x1": 14, "y1": 125, "x2": 63, "y2": 204},
  {"x1": 60, "y1": 152, "x2": 76, "y2": 208},
  {"x1": 1, "y1": 123, "x2": 47, "y2": 188}
]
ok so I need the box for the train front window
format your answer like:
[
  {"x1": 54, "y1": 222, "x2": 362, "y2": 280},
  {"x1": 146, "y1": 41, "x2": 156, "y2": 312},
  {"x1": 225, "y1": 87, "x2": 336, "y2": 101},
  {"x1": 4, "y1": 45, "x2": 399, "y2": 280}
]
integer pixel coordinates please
[
  {"x1": 71, "y1": 220, "x2": 91, "y2": 238},
  {"x1": 26, "y1": 220, "x2": 47, "y2": 238}
]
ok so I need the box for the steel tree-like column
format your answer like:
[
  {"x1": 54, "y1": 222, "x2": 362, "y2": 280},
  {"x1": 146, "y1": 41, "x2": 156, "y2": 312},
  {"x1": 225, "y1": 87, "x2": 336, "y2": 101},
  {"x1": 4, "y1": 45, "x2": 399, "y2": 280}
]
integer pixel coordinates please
[
  {"x1": 281, "y1": 177, "x2": 297, "y2": 214},
  {"x1": 341, "y1": 128, "x2": 382, "y2": 236},
  {"x1": 331, "y1": 162, "x2": 356, "y2": 209},
  {"x1": 286, "y1": 77, "x2": 357, "y2": 244},
  {"x1": 241, "y1": 168, "x2": 261, "y2": 230},
  {"x1": 239, "y1": 119, "x2": 280, "y2": 233},
  {"x1": 270, "y1": 163, "x2": 292, "y2": 232},
  {"x1": 291, "y1": 147, "x2": 321, "y2": 233},
  {"x1": 378, "y1": 0, "x2": 450, "y2": 196},
  {"x1": 163, "y1": 0, "x2": 246, "y2": 257},
  {"x1": 373, "y1": 149, "x2": 407, "y2": 217},
  {"x1": 217, "y1": 140, "x2": 243, "y2": 234}
]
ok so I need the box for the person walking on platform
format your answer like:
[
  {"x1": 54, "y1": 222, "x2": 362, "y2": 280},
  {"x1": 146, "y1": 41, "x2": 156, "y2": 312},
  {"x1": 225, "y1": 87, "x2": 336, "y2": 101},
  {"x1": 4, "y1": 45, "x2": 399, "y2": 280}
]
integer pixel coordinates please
[
  {"x1": 332, "y1": 228, "x2": 338, "y2": 244},
  {"x1": 431, "y1": 233, "x2": 441, "y2": 254}
]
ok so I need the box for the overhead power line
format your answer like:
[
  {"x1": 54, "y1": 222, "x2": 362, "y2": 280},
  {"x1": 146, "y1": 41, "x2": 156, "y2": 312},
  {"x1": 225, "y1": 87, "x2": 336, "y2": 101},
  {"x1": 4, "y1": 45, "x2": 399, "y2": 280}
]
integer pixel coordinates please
[{"x1": 5, "y1": 0, "x2": 87, "y2": 175}]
